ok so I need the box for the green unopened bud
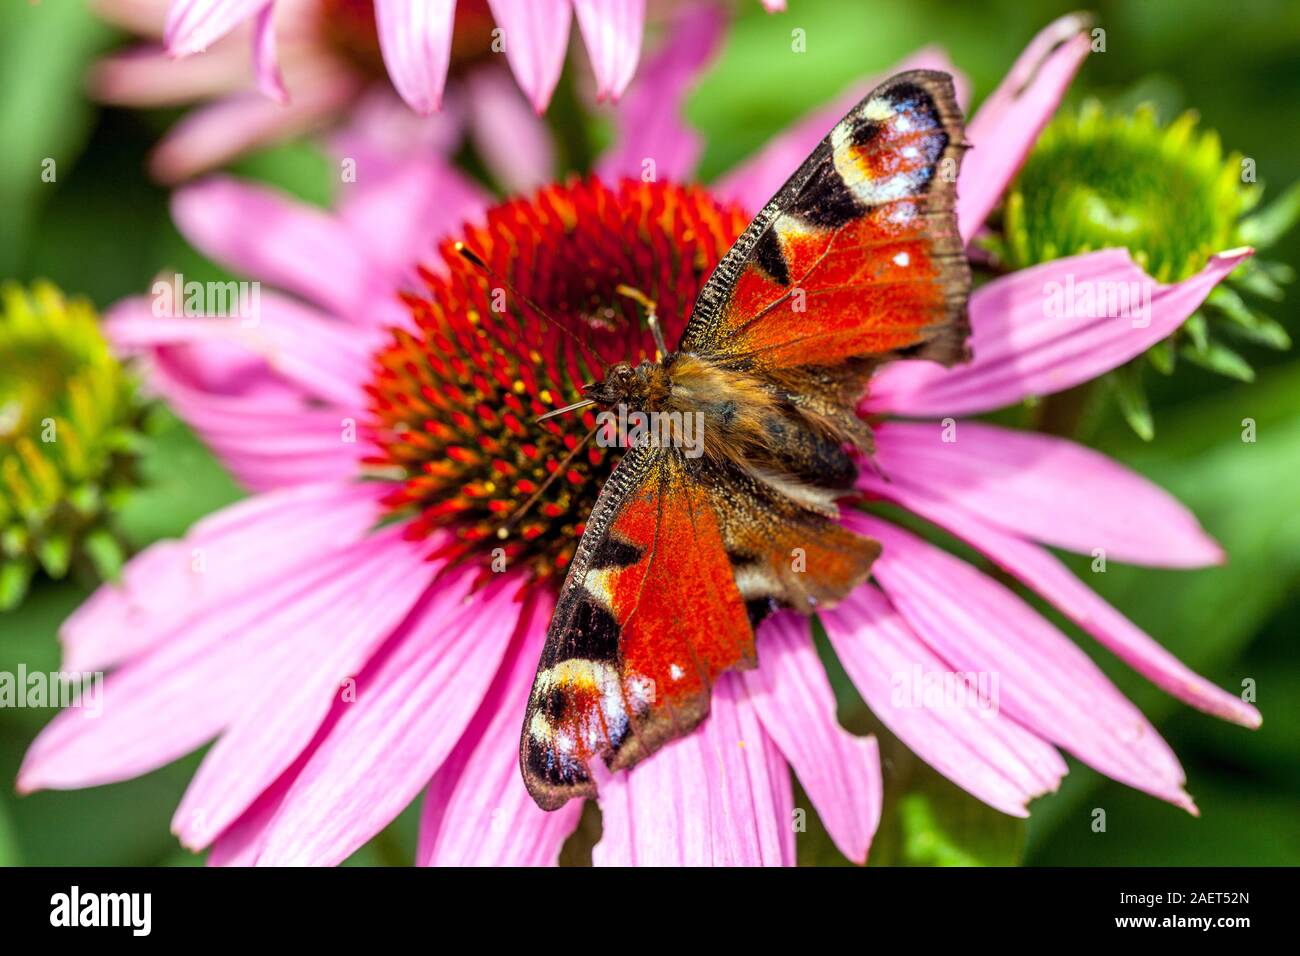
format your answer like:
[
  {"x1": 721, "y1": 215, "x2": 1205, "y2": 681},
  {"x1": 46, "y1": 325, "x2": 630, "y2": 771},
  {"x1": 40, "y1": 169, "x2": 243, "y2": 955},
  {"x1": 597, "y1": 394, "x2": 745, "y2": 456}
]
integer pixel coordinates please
[{"x1": 0, "y1": 283, "x2": 145, "y2": 610}]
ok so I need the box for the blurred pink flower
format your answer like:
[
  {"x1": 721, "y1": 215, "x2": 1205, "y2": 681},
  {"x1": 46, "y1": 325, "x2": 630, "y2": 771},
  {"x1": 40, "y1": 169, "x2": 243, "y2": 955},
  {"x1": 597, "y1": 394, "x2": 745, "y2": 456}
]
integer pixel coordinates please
[
  {"x1": 22, "y1": 13, "x2": 1259, "y2": 866},
  {"x1": 91, "y1": 0, "x2": 784, "y2": 181}
]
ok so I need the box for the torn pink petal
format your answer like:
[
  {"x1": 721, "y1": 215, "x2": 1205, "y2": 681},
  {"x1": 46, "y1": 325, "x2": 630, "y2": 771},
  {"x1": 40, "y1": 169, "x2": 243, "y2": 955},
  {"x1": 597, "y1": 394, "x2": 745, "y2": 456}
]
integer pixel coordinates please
[
  {"x1": 573, "y1": 0, "x2": 644, "y2": 102},
  {"x1": 859, "y1": 474, "x2": 1262, "y2": 729},
  {"x1": 19, "y1": 529, "x2": 415, "y2": 794},
  {"x1": 251, "y1": 571, "x2": 524, "y2": 866},
  {"x1": 713, "y1": 47, "x2": 969, "y2": 214},
  {"x1": 174, "y1": 548, "x2": 446, "y2": 850},
  {"x1": 850, "y1": 514, "x2": 1197, "y2": 812},
  {"x1": 823, "y1": 584, "x2": 1066, "y2": 817},
  {"x1": 594, "y1": 675, "x2": 794, "y2": 866},
  {"x1": 596, "y1": 4, "x2": 724, "y2": 184},
  {"x1": 867, "y1": 248, "x2": 1253, "y2": 418},
  {"x1": 164, "y1": 0, "x2": 267, "y2": 57},
  {"x1": 486, "y1": 0, "x2": 571, "y2": 113},
  {"x1": 60, "y1": 480, "x2": 390, "y2": 672},
  {"x1": 745, "y1": 613, "x2": 882, "y2": 864},
  {"x1": 869, "y1": 421, "x2": 1223, "y2": 567},
  {"x1": 957, "y1": 16, "x2": 1092, "y2": 242},
  {"x1": 375, "y1": 0, "x2": 455, "y2": 115},
  {"x1": 418, "y1": 591, "x2": 583, "y2": 865}
]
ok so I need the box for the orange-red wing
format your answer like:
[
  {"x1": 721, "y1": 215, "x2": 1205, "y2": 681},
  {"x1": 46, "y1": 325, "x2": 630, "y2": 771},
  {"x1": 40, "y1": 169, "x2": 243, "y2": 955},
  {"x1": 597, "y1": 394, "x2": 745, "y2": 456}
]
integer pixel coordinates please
[
  {"x1": 681, "y1": 70, "x2": 970, "y2": 371},
  {"x1": 519, "y1": 445, "x2": 756, "y2": 811}
]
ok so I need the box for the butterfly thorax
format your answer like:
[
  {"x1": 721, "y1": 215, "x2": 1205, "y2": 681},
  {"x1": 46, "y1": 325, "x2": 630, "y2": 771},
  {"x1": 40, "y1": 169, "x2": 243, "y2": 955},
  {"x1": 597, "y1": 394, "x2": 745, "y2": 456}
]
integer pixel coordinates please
[{"x1": 584, "y1": 353, "x2": 786, "y2": 462}]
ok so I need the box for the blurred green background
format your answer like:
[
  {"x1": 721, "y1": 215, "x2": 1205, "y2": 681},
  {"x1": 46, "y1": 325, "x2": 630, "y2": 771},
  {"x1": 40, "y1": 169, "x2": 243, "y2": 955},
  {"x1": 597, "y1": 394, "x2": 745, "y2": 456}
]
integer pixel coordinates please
[{"x1": 1, "y1": 0, "x2": 1297, "y2": 866}]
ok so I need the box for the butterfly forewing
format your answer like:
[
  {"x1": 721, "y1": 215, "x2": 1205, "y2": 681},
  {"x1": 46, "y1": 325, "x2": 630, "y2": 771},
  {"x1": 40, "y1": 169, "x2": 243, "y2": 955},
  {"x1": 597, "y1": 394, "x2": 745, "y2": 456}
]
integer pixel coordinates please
[{"x1": 682, "y1": 69, "x2": 969, "y2": 370}]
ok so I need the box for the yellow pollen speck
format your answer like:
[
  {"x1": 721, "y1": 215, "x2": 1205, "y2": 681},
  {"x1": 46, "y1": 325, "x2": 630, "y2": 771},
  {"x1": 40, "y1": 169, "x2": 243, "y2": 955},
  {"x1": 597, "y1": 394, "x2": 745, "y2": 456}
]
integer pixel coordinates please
[
  {"x1": 539, "y1": 389, "x2": 553, "y2": 404},
  {"x1": 512, "y1": 381, "x2": 525, "y2": 394}
]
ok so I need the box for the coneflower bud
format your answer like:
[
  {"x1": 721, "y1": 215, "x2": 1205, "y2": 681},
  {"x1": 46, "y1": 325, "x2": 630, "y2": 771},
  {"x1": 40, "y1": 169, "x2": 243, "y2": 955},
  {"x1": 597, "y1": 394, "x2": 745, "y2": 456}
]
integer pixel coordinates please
[{"x1": 0, "y1": 283, "x2": 146, "y2": 610}]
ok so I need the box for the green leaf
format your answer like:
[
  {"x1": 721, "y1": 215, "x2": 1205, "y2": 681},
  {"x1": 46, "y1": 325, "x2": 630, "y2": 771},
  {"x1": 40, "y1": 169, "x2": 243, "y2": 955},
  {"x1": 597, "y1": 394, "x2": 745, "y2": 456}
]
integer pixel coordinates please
[
  {"x1": 1209, "y1": 286, "x2": 1292, "y2": 349},
  {"x1": 1238, "y1": 179, "x2": 1300, "y2": 249},
  {"x1": 1181, "y1": 339, "x2": 1256, "y2": 381},
  {"x1": 1146, "y1": 337, "x2": 1177, "y2": 375},
  {"x1": 1110, "y1": 366, "x2": 1155, "y2": 441}
]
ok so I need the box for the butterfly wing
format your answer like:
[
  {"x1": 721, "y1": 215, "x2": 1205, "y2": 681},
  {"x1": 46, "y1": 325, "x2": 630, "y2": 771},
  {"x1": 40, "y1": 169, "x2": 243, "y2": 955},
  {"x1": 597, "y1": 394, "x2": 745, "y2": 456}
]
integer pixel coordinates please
[
  {"x1": 520, "y1": 444, "x2": 753, "y2": 810},
  {"x1": 520, "y1": 443, "x2": 877, "y2": 810},
  {"x1": 681, "y1": 70, "x2": 969, "y2": 372}
]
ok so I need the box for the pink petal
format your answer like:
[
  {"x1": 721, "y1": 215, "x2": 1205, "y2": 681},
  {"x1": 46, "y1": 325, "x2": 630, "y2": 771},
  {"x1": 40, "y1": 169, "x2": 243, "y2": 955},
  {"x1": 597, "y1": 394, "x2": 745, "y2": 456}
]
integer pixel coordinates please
[
  {"x1": 60, "y1": 480, "x2": 390, "y2": 672},
  {"x1": 957, "y1": 15, "x2": 1092, "y2": 242},
  {"x1": 464, "y1": 66, "x2": 556, "y2": 193},
  {"x1": 329, "y1": 86, "x2": 467, "y2": 174},
  {"x1": 573, "y1": 0, "x2": 644, "y2": 102},
  {"x1": 374, "y1": 0, "x2": 455, "y2": 115},
  {"x1": 486, "y1": 0, "x2": 572, "y2": 113},
  {"x1": 251, "y1": 571, "x2": 525, "y2": 866},
  {"x1": 744, "y1": 613, "x2": 882, "y2": 864},
  {"x1": 164, "y1": 0, "x2": 268, "y2": 57},
  {"x1": 850, "y1": 514, "x2": 1197, "y2": 812},
  {"x1": 336, "y1": 150, "x2": 489, "y2": 283},
  {"x1": 170, "y1": 175, "x2": 383, "y2": 319},
  {"x1": 91, "y1": 42, "x2": 250, "y2": 107},
  {"x1": 417, "y1": 591, "x2": 583, "y2": 865},
  {"x1": 174, "y1": 547, "x2": 446, "y2": 850},
  {"x1": 593, "y1": 675, "x2": 795, "y2": 866},
  {"x1": 250, "y1": 2, "x2": 285, "y2": 102},
  {"x1": 18, "y1": 529, "x2": 414, "y2": 793},
  {"x1": 149, "y1": 76, "x2": 361, "y2": 183},
  {"x1": 823, "y1": 584, "x2": 1066, "y2": 817},
  {"x1": 595, "y1": 3, "x2": 724, "y2": 184},
  {"x1": 143, "y1": 358, "x2": 364, "y2": 493},
  {"x1": 759, "y1": 0, "x2": 786, "y2": 10},
  {"x1": 713, "y1": 47, "x2": 969, "y2": 214},
  {"x1": 859, "y1": 475, "x2": 1262, "y2": 729},
  {"x1": 867, "y1": 248, "x2": 1254, "y2": 418},
  {"x1": 107, "y1": 291, "x2": 384, "y2": 409},
  {"x1": 869, "y1": 421, "x2": 1223, "y2": 567}
]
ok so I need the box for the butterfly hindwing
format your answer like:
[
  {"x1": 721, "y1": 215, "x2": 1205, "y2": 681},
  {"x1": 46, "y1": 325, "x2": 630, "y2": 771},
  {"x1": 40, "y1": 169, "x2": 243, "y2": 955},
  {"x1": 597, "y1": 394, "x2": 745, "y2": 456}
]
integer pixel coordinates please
[
  {"x1": 519, "y1": 444, "x2": 880, "y2": 810},
  {"x1": 681, "y1": 70, "x2": 969, "y2": 371},
  {"x1": 520, "y1": 444, "x2": 755, "y2": 810}
]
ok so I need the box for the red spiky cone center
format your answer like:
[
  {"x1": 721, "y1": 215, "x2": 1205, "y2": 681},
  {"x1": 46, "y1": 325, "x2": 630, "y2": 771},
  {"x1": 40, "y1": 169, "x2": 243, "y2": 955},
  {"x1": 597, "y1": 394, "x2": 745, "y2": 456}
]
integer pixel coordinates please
[{"x1": 364, "y1": 178, "x2": 749, "y2": 586}]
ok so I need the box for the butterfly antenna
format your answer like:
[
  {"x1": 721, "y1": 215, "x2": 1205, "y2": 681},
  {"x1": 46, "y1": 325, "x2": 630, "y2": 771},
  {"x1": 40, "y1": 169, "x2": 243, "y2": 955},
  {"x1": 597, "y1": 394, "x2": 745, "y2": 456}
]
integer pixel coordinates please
[
  {"x1": 455, "y1": 242, "x2": 610, "y2": 375},
  {"x1": 536, "y1": 398, "x2": 597, "y2": 423},
  {"x1": 496, "y1": 423, "x2": 600, "y2": 540},
  {"x1": 615, "y1": 284, "x2": 668, "y2": 359}
]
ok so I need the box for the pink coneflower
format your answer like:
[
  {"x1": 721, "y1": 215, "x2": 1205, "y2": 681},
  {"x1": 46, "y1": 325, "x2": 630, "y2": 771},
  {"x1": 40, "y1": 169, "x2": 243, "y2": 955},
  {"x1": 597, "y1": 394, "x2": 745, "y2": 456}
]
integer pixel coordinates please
[
  {"x1": 91, "y1": 0, "x2": 782, "y2": 183},
  {"x1": 21, "y1": 13, "x2": 1259, "y2": 866}
]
